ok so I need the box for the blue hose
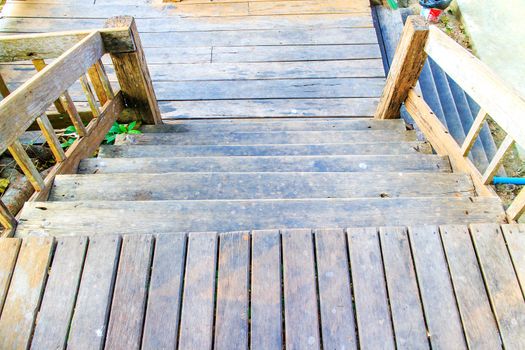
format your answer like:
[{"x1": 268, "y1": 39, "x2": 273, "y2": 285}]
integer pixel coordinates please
[{"x1": 493, "y1": 177, "x2": 525, "y2": 185}]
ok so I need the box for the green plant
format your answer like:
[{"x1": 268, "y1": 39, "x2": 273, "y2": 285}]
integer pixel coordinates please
[{"x1": 60, "y1": 121, "x2": 142, "y2": 149}]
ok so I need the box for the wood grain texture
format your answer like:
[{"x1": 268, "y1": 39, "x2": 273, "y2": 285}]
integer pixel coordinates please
[
  {"x1": 8, "y1": 140, "x2": 45, "y2": 191},
  {"x1": 501, "y1": 224, "x2": 525, "y2": 295},
  {"x1": 0, "y1": 238, "x2": 21, "y2": 310}
]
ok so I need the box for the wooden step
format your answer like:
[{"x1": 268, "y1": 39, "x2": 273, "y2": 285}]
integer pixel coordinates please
[
  {"x1": 140, "y1": 118, "x2": 406, "y2": 133},
  {"x1": 79, "y1": 155, "x2": 451, "y2": 174},
  {"x1": 50, "y1": 172, "x2": 475, "y2": 201},
  {"x1": 99, "y1": 142, "x2": 432, "y2": 158},
  {"x1": 16, "y1": 197, "x2": 505, "y2": 237},
  {"x1": 119, "y1": 130, "x2": 416, "y2": 146}
]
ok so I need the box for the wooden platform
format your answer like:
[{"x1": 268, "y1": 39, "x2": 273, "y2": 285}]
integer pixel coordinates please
[{"x1": 1, "y1": 224, "x2": 525, "y2": 349}]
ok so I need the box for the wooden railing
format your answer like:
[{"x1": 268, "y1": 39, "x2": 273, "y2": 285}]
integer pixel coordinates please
[
  {"x1": 376, "y1": 15, "x2": 525, "y2": 221},
  {"x1": 0, "y1": 16, "x2": 161, "y2": 236}
]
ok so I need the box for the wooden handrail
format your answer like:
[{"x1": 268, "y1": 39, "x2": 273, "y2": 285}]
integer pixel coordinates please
[{"x1": 376, "y1": 15, "x2": 525, "y2": 221}]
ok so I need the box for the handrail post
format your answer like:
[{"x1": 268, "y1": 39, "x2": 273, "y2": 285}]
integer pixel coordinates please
[
  {"x1": 375, "y1": 15, "x2": 429, "y2": 120},
  {"x1": 105, "y1": 16, "x2": 162, "y2": 125}
]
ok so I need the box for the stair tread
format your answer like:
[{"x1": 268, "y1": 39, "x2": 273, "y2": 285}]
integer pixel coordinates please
[
  {"x1": 99, "y1": 142, "x2": 432, "y2": 158},
  {"x1": 79, "y1": 155, "x2": 451, "y2": 174},
  {"x1": 16, "y1": 197, "x2": 505, "y2": 237},
  {"x1": 50, "y1": 172, "x2": 475, "y2": 201},
  {"x1": 119, "y1": 130, "x2": 416, "y2": 145}
]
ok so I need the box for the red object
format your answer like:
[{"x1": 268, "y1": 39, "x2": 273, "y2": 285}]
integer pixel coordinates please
[{"x1": 421, "y1": 7, "x2": 444, "y2": 22}]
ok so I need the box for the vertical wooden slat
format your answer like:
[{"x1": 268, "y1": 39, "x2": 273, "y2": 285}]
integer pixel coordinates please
[
  {"x1": 348, "y1": 227, "x2": 395, "y2": 349},
  {"x1": 315, "y1": 229, "x2": 357, "y2": 350},
  {"x1": 0, "y1": 73, "x2": 10, "y2": 97},
  {"x1": 501, "y1": 224, "x2": 525, "y2": 294},
  {"x1": 178, "y1": 232, "x2": 218, "y2": 350},
  {"x1": 461, "y1": 109, "x2": 487, "y2": 156},
  {"x1": 440, "y1": 225, "x2": 502, "y2": 349},
  {"x1": 0, "y1": 238, "x2": 21, "y2": 311},
  {"x1": 482, "y1": 135, "x2": 515, "y2": 184},
  {"x1": 379, "y1": 227, "x2": 429, "y2": 349},
  {"x1": 8, "y1": 140, "x2": 45, "y2": 191},
  {"x1": 0, "y1": 200, "x2": 17, "y2": 236},
  {"x1": 68, "y1": 235, "x2": 121, "y2": 350},
  {"x1": 250, "y1": 230, "x2": 282, "y2": 350},
  {"x1": 508, "y1": 187, "x2": 525, "y2": 221},
  {"x1": 375, "y1": 15, "x2": 429, "y2": 120},
  {"x1": 408, "y1": 225, "x2": 467, "y2": 349},
  {"x1": 36, "y1": 113, "x2": 66, "y2": 162},
  {"x1": 31, "y1": 236, "x2": 88, "y2": 350},
  {"x1": 59, "y1": 91, "x2": 87, "y2": 136},
  {"x1": 142, "y1": 233, "x2": 187, "y2": 350},
  {"x1": 31, "y1": 58, "x2": 66, "y2": 114},
  {"x1": 0, "y1": 237, "x2": 54, "y2": 350},
  {"x1": 214, "y1": 232, "x2": 250, "y2": 350},
  {"x1": 106, "y1": 234, "x2": 153, "y2": 350},
  {"x1": 96, "y1": 60, "x2": 114, "y2": 102},
  {"x1": 88, "y1": 62, "x2": 109, "y2": 106},
  {"x1": 471, "y1": 224, "x2": 525, "y2": 349},
  {"x1": 79, "y1": 74, "x2": 101, "y2": 117}
]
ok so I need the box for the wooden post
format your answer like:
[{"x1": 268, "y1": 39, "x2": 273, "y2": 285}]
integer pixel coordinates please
[
  {"x1": 105, "y1": 16, "x2": 162, "y2": 125},
  {"x1": 375, "y1": 15, "x2": 429, "y2": 120},
  {"x1": 0, "y1": 200, "x2": 17, "y2": 237}
]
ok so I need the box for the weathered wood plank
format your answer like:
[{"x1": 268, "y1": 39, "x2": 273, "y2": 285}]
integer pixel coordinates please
[
  {"x1": 315, "y1": 228, "x2": 357, "y2": 350},
  {"x1": 36, "y1": 113, "x2": 67, "y2": 162},
  {"x1": 379, "y1": 226, "x2": 428, "y2": 349},
  {"x1": 507, "y1": 187, "x2": 525, "y2": 221},
  {"x1": 0, "y1": 238, "x2": 21, "y2": 310},
  {"x1": 0, "y1": 237, "x2": 54, "y2": 350},
  {"x1": 461, "y1": 109, "x2": 487, "y2": 156},
  {"x1": 250, "y1": 230, "x2": 282, "y2": 350},
  {"x1": 470, "y1": 223, "x2": 525, "y2": 349},
  {"x1": 501, "y1": 224, "x2": 525, "y2": 296},
  {"x1": 408, "y1": 225, "x2": 467, "y2": 349},
  {"x1": 347, "y1": 227, "x2": 395, "y2": 349},
  {"x1": 282, "y1": 228, "x2": 320, "y2": 349},
  {"x1": 178, "y1": 232, "x2": 218, "y2": 350},
  {"x1": 8, "y1": 140, "x2": 45, "y2": 191},
  {"x1": 142, "y1": 233, "x2": 187, "y2": 350},
  {"x1": 67, "y1": 235, "x2": 122, "y2": 350},
  {"x1": 106, "y1": 234, "x2": 154, "y2": 349},
  {"x1": 249, "y1": 0, "x2": 369, "y2": 16},
  {"x1": 482, "y1": 135, "x2": 515, "y2": 185},
  {"x1": 214, "y1": 231, "x2": 250, "y2": 350},
  {"x1": 440, "y1": 225, "x2": 502, "y2": 349},
  {"x1": 31, "y1": 236, "x2": 88, "y2": 350},
  {"x1": 0, "y1": 199, "x2": 17, "y2": 235}
]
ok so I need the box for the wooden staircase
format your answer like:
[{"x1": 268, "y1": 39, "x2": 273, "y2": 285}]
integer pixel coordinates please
[{"x1": 15, "y1": 117, "x2": 505, "y2": 237}]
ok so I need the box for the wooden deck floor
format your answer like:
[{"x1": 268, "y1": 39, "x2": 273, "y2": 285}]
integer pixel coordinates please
[
  {"x1": 0, "y1": 225, "x2": 524, "y2": 349},
  {"x1": 0, "y1": 0, "x2": 383, "y2": 120}
]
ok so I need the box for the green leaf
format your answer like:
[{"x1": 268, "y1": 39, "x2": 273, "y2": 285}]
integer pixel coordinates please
[
  {"x1": 64, "y1": 125, "x2": 77, "y2": 135},
  {"x1": 109, "y1": 122, "x2": 120, "y2": 134},
  {"x1": 128, "y1": 121, "x2": 137, "y2": 131},
  {"x1": 127, "y1": 129, "x2": 142, "y2": 135},
  {"x1": 61, "y1": 138, "x2": 75, "y2": 148},
  {"x1": 105, "y1": 134, "x2": 117, "y2": 144},
  {"x1": 119, "y1": 124, "x2": 128, "y2": 133}
]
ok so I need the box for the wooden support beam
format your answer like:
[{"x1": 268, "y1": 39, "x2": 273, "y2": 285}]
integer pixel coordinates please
[
  {"x1": 88, "y1": 61, "x2": 109, "y2": 106},
  {"x1": 32, "y1": 59, "x2": 67, "y2": 114},
  {"x1": 8, "y1": 140, "x2": 45, "y2": 192},
  {"x1": 482, "y1": 135, "x2": 515, "y2": 185},
  {"x1": 461, "y1": 109, "x2": 487, "y2": 156},
  {"x1": 0, "y1": 200, "x2": 17, "y2": 237},
  {"x1": 58, "y1": 92, "x2": 87, "y2": 136},
  {"x1": 375, "y1": 16, "x2": 429, "y2": 120},
  {"x1": 105, "y1": 16, "x2": 162, "y2": 125},
  {"x1": 507, "y1": 187, "x2": 525, "y2": 222},
  {"x1": 95, "y1": 60, "x2": 115, "y2": 101},
  {"x1": 0, "y1": 73, "x2": 10, "y2": 97},
  {"x1": 79, "y1": 74, "x2": 101, "y2": 117},
  {"x1": 36, "y1": 114, "x2": 66, "y2": 162}
]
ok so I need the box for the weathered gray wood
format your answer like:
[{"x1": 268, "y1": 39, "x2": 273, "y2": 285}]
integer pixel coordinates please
[
  {"x1": 347, "y1": 227, "x2": 395, "y2": 349},
  {"x1": 106, "y1": 234, "x2": 154, "y2": 350},
  {"x1": 68, "y1": 235, "x2": 122, "y2": 350},
  {"x1": 470, "y1": 224, "x2": 525, "y2": 349},
  {"x1": 0, "y1": 237, "x2": 54, "y2": 350},
  {"x1": 142, "y1": 233, "x2": 187, "y2": 350},
  {"x1": 250, "y1": 230, "x2": 282, "y2": 350},
  {"x1": 16, "y1": 197, "x2": 505, "y2": 237},
  {"x1": 501, "y1": 224, "x2": 525, "y2": 296},
  {"x1": 78, "y1": 155, "x2": 451, "y2": 174},
  {"x1": 50, "y1": 172, "x2": 474, "y2": 201},
  {"x1": 178, "y1": 232, "x2": 218, "y2": 350},
  {"x1": 282, "y1": 229, "x2": 320, "y2": 349},
  {"x1": 408, "y1": 225, "x2": 467, "y2": 349},
  {"x1": 379, "y1": 227, "x2": 428, "y2": 349},
  {"x1": 440, "y1": 225, "x2": 502, "y2": 349},
  {"x1": 315, "y1": 228, "x2": 357, "y2": 350},
  {"x1": 31, "y1": 236, "x2": 88, "y2": 350},
  {"x1": 214, "y1": 231, "x2": 250, "y2": 350},
  {"x1": 0, "y1": 238, "x2": 21, "y2": 311},
  {"x1": 99, "y1": 142, "x2": 432, "y2": 158}
]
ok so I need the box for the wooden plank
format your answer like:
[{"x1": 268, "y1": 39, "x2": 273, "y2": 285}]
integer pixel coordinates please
[
  {"x1": 0, "y1": 237, "x2": 54, "y2": 350},
  {"x1": 95, "y1": 60, "x2": 114, "y2": 100},
  {"x1": 461, "y1": 109, "x2": 487, "y2": 156},
  {"x1": 508, "y1": 187, "x2": 525, "y2": 221},
  {"x1": 106, "y1": 234, "x2": 154, "y2": 349},
  {"x1": 0, "y1": 73, "x2": 9, "y2": 97},
  {"x1": 79, "y1": 74, "x2": 100, "y2": 117},
  {"x1": 32, "y1": 58, "x2": 67, "y2": 114},
  {"x1": 426, "y1": 26, "x2": 525, "y2": 150},
  {"x1": 0, "y1": 31, "x2": 104, "y2": 156},
  {"x1": 501, "y1": 224, "x2": 525, "y2": 295},
  {"x1": 347, "y1": 227, "x2": 395, "y2": 349},
  {"x1": 59, "y1": 91, "x2": 88, "y2": 136},
  {"x1": 282, "y1": 228, "x2": 320, "y2": 349},
  {"x1": 440, "y1": 225, "x2": 502, "y2": 349},
  {"x1": 0, "y1": 200, "x2": 17, "y2": 235},
  {"x1": 405, "y1": 88, "x2": 497, "y2": 197},
  {"x1": 142, "y1": 233, "x2": 187, "y2": 350},
  {"x1": 375, "y1": 16, "x2": 428, "y2": 120},
  {"x1": 8, "y1": 140, "x2": 45, "y2": 191},
  {"x1": 408, "y1": 225, "x2": 467, "y2": 349},
  {"x1": 379, "y1": 226, "x2": 428, "y2": 349},
  {"x1": 67, "y1": 235, "x2": 122, "y2": 350},
  {"x1": 249, "y1": 0, "x2": 369, "y2": 16},
  {"x1": 0, "y1": 238, "x2": 21, "y2": 310},
  {"x1": 178, "y1": 232, "x2": 218, "y2": 350},
  {"x1": 88, "y1": 63, "x2": 108, "y2": 105},
  {"x1": 250, "y1": 230, "x2": 282, "y2": 350},
  {"x1": 36, "y1": 113, "x2": 67, "y2": 162},
  {"x1": 315, "y1": 228, "x2": 357, "y2": 350},
  {"x1": 482, "y1": 135, "x2": 515, "y2": 184},
  {"x1": 214, "y1": 231, "x2": 250, "y2": 350},
  {"x1": 470, "y1": 223, "x2": 525, "y2": 349},
  {"x1": 31, "y1": 236, "x2": 88, "y2": 350}
]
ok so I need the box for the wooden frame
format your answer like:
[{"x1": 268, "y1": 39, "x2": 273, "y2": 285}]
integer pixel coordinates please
[{"x1": 376, "y1": 15, "x2": 525, "y2": 221}]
